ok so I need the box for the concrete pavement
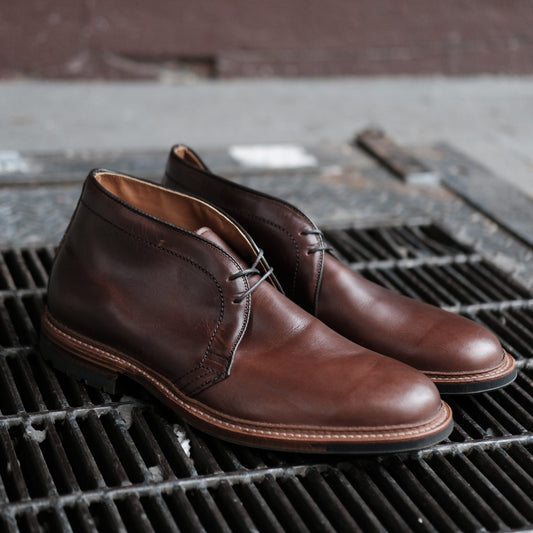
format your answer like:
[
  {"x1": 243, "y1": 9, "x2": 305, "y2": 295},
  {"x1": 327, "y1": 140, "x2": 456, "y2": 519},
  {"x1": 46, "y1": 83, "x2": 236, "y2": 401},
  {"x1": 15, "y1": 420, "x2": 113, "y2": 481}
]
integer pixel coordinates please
[{"x1": 0, "y1": 76, "x2": 532, "y2": 196}]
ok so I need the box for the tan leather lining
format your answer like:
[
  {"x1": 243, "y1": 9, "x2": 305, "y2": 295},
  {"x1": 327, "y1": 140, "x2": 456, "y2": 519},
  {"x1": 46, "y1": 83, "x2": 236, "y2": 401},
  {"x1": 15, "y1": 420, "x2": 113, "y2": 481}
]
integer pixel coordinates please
[
  {"x1": 94, "y1": 171, "x2": 255, "y2": 260},
  {"x1": 174, "y1": 145, "x2": 206, "y2": 169}
]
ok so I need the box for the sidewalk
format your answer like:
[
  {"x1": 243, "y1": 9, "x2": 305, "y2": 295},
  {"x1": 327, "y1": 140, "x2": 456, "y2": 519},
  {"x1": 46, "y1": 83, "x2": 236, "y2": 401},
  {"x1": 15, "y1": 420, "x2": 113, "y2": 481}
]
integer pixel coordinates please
[{"x1": 0, "y1": 76, "x2": 532, "y2": 197}]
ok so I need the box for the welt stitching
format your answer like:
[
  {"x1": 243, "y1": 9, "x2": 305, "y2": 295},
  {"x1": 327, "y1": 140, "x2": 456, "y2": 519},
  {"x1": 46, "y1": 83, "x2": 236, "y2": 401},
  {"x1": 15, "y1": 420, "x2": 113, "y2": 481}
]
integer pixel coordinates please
[{"x1": 79, "y1": 199, "x2": 227, "y2": 377}]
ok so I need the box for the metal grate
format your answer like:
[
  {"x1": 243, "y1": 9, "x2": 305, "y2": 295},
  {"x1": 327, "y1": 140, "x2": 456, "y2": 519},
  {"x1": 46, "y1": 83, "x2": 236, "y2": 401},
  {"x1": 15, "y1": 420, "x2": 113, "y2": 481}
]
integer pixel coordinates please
[{"x1": 1, "y1": 221, "x2": 533, "y2": 532}]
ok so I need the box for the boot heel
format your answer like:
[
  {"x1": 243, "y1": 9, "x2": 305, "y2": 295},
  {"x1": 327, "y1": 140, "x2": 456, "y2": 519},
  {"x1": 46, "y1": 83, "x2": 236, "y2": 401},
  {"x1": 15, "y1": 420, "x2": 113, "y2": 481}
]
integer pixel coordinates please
[{"x1": 40, "y1": 334, "x2": 123, "y2": 394}]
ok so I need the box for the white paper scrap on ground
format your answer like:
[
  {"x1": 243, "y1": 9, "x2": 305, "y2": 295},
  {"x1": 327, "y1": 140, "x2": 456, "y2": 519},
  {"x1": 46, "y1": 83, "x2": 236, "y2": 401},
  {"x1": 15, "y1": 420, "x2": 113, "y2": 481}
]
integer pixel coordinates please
[
  {"x1": 229, "y1": 144, "x2": 318, "y2": 169},
  {"x1": 173, "y1": 425, "x2": 192, "y2": 457},
  {"x1": 0, "y1": 151, "x2": 30, "y2": 173}
]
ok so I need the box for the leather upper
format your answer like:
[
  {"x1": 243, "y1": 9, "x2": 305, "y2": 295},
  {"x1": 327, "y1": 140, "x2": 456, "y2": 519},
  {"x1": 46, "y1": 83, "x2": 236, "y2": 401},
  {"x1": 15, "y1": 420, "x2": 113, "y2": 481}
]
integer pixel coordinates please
[
  {"x1": 47, "y1": 169, "x2": 444, "y2": 429},
  {"x1": 163, "y1": 145, "x2": 509, "y2": 379}
]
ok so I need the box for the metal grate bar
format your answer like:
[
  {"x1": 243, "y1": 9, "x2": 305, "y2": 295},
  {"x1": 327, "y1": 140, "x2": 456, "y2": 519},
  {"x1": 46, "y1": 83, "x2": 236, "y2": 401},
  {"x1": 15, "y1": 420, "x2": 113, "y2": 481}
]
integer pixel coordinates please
[
  {"x1": 9, "y1": 423, "x2": 59, "y2": 500},
  {"x1": 64, "y1": 501, "x2": 99, "y2": 533},
  {"x1": 163, "y1": 489, "x2": 206, "y2": 532},
  {"x1": 384, "y1": 458, "x2": 459, "y2": 533},
  {"x1": 257, "y1": 475, "x2": 311, "y2": 532},
  {"x1": 231, "y1": 482, "x2": 286, "y2": 532},
  {"x1": 471, "y1": 308, "x2": 533, "y2": 361},
  {"x1": 449, "y1": 452, "x2": 525, "y2": 529},
  {"x1": 2, "y1": 251, "x2": 34, "y2": 291},
  {"x1": 114, "y1": 495, "x2": 156, "y2": 533},
  {"x1": 324, "y1": 229, "x2": 376, "y2": 262},
  {"x1": 211, "y1": 480, "x2": 262, "y2": 532},
  {"x1": 139, "y1": 495, "x2": 180, "y2": 533},
  {"x1": 320, "y1": 469, "x2": 384, "y2": 533},
  {"x1": 469, "y1": 450, "x2": 533, "y2": 525},
  {"x1": 0, "y1": 212, "x2": 532, "y2": 532},
  {"x1": 419, "y1": 454, "x2": 494, "y2": 531},
  {"x1": 187, "y1": 487, "x2": 233, "y2": 532},
  {"x1": 88, "y1": 498, "x2": 128, "y2": 533},
  {"x1": 345, "y1": 466, "x2": 411, "y2": 531}
]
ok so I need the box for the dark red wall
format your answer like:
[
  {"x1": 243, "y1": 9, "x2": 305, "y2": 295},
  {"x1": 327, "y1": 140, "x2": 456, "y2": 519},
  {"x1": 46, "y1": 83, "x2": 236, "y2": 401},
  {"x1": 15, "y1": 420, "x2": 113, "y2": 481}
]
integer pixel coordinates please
[{"x1": 2, "y1": 1, "x2": 533, "y2": 79}]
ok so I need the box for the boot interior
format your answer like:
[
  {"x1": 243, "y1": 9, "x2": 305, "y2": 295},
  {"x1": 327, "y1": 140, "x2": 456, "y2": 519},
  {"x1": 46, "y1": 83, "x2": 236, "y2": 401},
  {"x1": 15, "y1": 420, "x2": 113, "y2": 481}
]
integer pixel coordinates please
[{"x1": 94, "y1": 171, "x2": 255, "y2": 260}]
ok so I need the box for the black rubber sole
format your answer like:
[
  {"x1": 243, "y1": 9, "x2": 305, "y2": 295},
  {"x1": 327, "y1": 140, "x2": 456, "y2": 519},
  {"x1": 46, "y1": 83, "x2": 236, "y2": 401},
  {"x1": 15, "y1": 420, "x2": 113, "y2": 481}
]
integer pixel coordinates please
[{"x1": 436, "y1": 367, "x2": 518, "y2": 395}]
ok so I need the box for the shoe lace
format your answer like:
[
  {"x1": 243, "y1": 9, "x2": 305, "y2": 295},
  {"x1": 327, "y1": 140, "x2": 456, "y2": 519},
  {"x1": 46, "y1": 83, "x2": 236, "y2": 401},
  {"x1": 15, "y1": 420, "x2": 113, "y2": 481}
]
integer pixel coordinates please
[
  {"x1": 300, "y1": 229, "x2": 334, "y2": 254},
  {"x1": 229, "y1": 249, "x2": 274, "y2": 303}
]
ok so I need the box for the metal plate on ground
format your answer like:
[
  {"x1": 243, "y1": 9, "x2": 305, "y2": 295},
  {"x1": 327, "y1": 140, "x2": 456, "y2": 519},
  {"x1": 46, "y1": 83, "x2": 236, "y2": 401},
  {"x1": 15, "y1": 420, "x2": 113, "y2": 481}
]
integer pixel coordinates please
[{"x1": 1, "y1": 141, "x2": 533, "y2": 532}]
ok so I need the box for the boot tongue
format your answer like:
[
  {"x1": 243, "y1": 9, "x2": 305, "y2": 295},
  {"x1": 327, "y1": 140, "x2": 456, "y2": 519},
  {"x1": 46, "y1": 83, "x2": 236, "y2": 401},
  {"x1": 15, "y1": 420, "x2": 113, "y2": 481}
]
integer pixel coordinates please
[{"x1": 196, "y1": 226, "x2": 247, "y2": 266}]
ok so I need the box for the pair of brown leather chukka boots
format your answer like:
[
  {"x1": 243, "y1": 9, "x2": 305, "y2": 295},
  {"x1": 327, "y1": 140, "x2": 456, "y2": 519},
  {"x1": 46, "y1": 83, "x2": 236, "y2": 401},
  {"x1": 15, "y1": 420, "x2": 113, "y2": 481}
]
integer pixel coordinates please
[{"x1": 40, "y1": 145, "x2": 516, "y2": 454}]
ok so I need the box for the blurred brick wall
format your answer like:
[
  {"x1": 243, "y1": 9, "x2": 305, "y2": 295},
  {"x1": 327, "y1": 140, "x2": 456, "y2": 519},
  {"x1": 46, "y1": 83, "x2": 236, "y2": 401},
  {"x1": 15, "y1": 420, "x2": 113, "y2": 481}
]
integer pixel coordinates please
[{"x1": 1, "y1": 0, "x2": 533, "y2": 79}]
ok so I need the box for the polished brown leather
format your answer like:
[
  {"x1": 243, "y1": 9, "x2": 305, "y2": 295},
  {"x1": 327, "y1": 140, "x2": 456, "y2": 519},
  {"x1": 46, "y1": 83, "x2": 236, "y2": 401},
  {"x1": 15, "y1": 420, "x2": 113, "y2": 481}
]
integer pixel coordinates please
[
  {"x1": 41, "y1": 169, "x2": 452, "y2": 452},
  {"x1": 163, "y1": 145, "x2": 516, "y2": 393}
]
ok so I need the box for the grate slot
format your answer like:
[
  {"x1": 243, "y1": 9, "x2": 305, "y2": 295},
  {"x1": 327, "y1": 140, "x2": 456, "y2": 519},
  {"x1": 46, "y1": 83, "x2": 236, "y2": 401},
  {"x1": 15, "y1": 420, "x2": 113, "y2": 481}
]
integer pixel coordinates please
[
  {"x1": 115, "y1": 495, "x2": 156, "y2": 533},
  {"x1": 347, "y1": 228, "x2": 395, "y2": 260},
  {"x1": 142, "y1": 411, "x2": 197, "y2": 478},
  {"x1": 346, "y1": 466, "x2": 411, "y2": 531},
  {"x1": 449, "y1": 394, "x2": 514, "y2": 440},
  {"x1": 232, "y1": 482, "x2": 286, "y2": 532},
  {"x1": 2, "y1": 251, "x2": 34, "y2": 291},
  {"x1": 360, "y1": 461, "x2": 439, "y2": 533},
  {"x1": 473, "y1": 261, "x2": 532, "y2": 300},
  {"x1": 281, "y1": 475, "x2": 336, "y2": 533},
  {"x1": 6, "y1": 354, "x2": 47, "y2": 413},
  {"x1": 64, "y1": 502, "x2": 99, "y2": 533},
  {"x1": 468, "y1": 450, "x2": 533, "y2": 526},
  {"x1": 324, "y1": 223, "x2": 472, "y2": 264},
  {"x1": 186, "y1": 430, "x2": 225, "y2": 476},
  {"x1": 0, "y1": 428, "x2": 30, "y2": 502},
  {"x1": 377, "y1": 226, "x2": 434, "y2": 258},
  {"x1": 21, "y1": 295, "x2": 43, "y2": 337},
  {"x1": 257, "y1": 475, "x2": 311, "y2": 532},
  {"x1": 384, "y1": 459, "x2": 459, "y2": 533},
  {"x1": 472, "y1": 308, "x2": 533, "y2": 361},
  {"x1": 455, "y1": 262, "x2": 521, "y2": 302},
  {"x1": 20, "y1": 249, "x2": 48, "y2": 290},
  {"x1": 8, "y1": 424, "x2": 58, "y2": 500},
  {"x1": 187, "y1": 487, "x2": 233, "y2": 532},
  {"x1": 140, "y1": 495, "x2": 180, "y2": 533},
  {"x1": 38, "y1": 421, "x2": 80, "y2": 496},
  {"x1": 35, "y1": 247, "x2": 56, "y2": 277},
  {"x1": 0, "y1": 357, "x2": 26, "y2": 415},
  {"x1": 415, "y1": 456, "x2": 486, "y2": 532},
  {"x1": 128, "y1": 410, "x2": 177, "y2": 482},
  {"x1": 428, "y1": 264, "x2": 491, "y2": 305},
  {"x1": 393, "y1": 265, "x2": 451, "y2": 306},
  {"x1": 212, "y1": 481, "x2": 262, "y2": 533},
  {"x1": 77, "y1": 413, "x2": 130, "y2": 488},
  {"x1": 449, "y1": 452, "x2": 526, "y2": 530},
  {"x1": 0, "y1": 515, "x2": 19, "y2": 533},
  {"x1": 89, "y1": 499, "x2": 127, "y2": 533},
  {"x1": 4, "y1": 297, "x2": 36, "y2": 347},
  {"x1": 38, "y1": 507, "x2": 73, "y2": 533},
  {"x1": 15, "y1": 511, "x2": 44, "y2": 533},
  {"x1": 323, "y1": 229, "x2": 376, "y2": 262},
  {"x1": 299, "y1": 469, "x2": 361, "y2": 532},
  {"x1": 54, "y1": 418, "x2": 106, "y2": 491},
  {"x1": 0, "y1": 253, "x2": 13, "y2": 291},
  {"x1": 164, "y1": 489, "x2": 208, "y2": 532},
  {"x1": 321, "y1": 469, "x2": 384, "y2": 533},
  {"x1": 25, "y1": 350, "x2": 71, "y2": 410},
  {"x1": 0, "y1": 303, "x2": 20, "y2": 348},
  {"x1": 99, "y1": 410, "x2": 153, "y2": 484}
]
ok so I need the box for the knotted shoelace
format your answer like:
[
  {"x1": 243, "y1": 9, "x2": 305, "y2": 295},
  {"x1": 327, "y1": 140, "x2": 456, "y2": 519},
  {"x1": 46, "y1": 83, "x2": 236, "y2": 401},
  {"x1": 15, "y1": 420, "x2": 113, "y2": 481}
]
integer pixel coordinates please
[{"x1": 229, "y1": 249, "x2": 274, "y2": 303}]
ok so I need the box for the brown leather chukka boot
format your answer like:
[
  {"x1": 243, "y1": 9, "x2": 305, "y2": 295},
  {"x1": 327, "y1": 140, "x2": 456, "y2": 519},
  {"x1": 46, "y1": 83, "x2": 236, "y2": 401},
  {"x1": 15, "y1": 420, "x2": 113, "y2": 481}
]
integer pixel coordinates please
[
  {"x1": 163, "y1": 145, "x2": 516, "y2": 395},
  {"x1": 40, "y1": 169, "x2": 452, "y2": 453}
]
